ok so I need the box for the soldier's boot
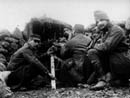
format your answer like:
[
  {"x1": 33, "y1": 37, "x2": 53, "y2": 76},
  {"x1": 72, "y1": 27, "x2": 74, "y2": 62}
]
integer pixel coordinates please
[
  {"x1": 90, "y1": 72, "x2": 112, "y2": 90},
  {"x1": 89, "y1": 61, "x2": 107, "y2": 90},
  {"x1": 90, "y1": 80, "x2": 106, "y2": 90},
  {"x1": 90, "y1": 72, "x2": 107, "y2": 90}
]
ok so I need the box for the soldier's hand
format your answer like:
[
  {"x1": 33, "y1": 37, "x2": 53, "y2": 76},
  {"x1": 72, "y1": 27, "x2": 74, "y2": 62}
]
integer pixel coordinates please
[
  {"x1": 47, "y1": 45, "x2": 58, "y2": 55},
  {"x1": 53, "y1": 42, "x2": 64, "y2": 48},
  {"x1": 48, "y1": 73, "x2": 56, "y2": 80},
  {"x1": 94, "y1": 43, "x2": 104, "y2": 50}
]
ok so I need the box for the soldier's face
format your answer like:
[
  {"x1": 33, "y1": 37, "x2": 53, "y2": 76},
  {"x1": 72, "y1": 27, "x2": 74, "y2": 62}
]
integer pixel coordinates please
[
  {"x1": 64, "y1": 28, "x2": 73, "y2": 40},
  {"x1": 96, "y1": 20, "x2": 108, "y2": 30},
  {"x1": 29, "y1": 38, "x2": 41, "y2": 47}
]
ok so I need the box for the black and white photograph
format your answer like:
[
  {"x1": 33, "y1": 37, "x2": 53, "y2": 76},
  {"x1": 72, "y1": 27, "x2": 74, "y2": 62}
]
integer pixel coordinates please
[{"x1": 0, "y1": 0, "x2": 130, "y2": 98}]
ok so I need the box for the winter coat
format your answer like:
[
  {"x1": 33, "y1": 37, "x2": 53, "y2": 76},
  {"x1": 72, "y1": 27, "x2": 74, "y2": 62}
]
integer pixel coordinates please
[
  {"x1": 94, "y1": 24, "x2": 128, "y2": 53},
  {"x1": 62, "y1": 34, "x2": 91, "y2": 58},
  {"x1": 94, "y1": 24, "x2": 130, "y2": 80},
  {"x1": 7, "y1": 43, "x2": 49, "y2": 90},
  {"x1": 59, "y1": 34, "x2": 92, "y2": 84}
]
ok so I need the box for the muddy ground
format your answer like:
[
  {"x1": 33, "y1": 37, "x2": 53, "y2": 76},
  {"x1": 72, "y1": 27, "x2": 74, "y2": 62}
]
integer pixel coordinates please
[{"x1": 12, "y1": 86, "x2": 130, "y2": 98}]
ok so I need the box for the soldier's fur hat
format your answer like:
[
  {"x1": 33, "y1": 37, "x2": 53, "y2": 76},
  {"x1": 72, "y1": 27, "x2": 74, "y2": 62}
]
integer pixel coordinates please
[
  {"x1": 73, "y1": 24, "x2": 84, "y2": 34},
  {"x1": 94, "y1": 10, "x2": 109, "y2": 21}
]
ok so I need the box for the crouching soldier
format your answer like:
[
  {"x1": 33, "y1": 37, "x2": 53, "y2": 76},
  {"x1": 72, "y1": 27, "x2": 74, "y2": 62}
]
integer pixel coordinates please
[
  {"x1": 6, "y1": 35, "x2": 55, "y2": 90},
  {"x1": 56, "y1": 24, "x2": 92, "y2": 86},
  {"x1": 87, "y1": 10, "x2": 129, "y2": 90}
]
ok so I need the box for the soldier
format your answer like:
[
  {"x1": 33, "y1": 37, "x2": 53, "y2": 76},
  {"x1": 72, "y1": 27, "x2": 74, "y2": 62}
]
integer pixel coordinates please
[
  {"x1": 87, "y1": 10, "x2": 128, "y2": 90},
  {"x1": 6, "y1": 35, "x2": 55, "y2": 90},
  {"x1": 58, "y1": 24, "x2": 91, "y2": 86}
]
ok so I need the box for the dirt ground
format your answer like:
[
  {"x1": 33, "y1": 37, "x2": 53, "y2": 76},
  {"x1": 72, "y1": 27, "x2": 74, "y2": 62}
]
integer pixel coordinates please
[{"x1": 11, "y1": 86, "x2": 130, "y2": 98}]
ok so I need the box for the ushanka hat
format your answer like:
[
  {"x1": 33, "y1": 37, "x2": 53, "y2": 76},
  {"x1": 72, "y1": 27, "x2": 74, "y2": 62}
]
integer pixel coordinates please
[
  {"x1": 73, "y1": 24, "x2": 84, "y2": 33},
  {"x1": 94, "y1": 10, "x2": 109, "y2": 21}
]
